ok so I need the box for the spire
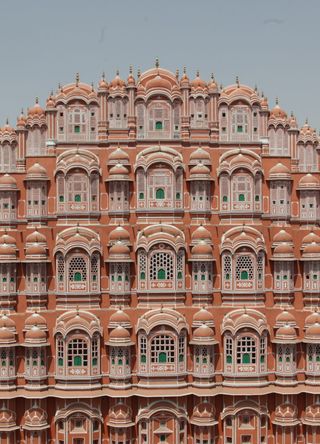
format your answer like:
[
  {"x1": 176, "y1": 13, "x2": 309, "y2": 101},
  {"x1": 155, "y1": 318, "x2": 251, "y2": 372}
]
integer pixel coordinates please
[
  {"x1": 275, "y1": 97, "x2": 279, "y2": 106},
  {"x1": 35, "y1": 97, "x2": 39, "y2": 104},
  {"x1": 75, "y1": 72, "x2": 80, "y2": 86},
  {"x1": 116, "y1": 69, "x2": 119, "y2": 76},
  {"x1": 183, "y1": 66, "x2": 186, "y2": 74},
  {"x1": 137, "y1": 68, "x2": 141, "y2": 78},
  {"x1": 176, "y1": 68, "x2": 179, "y2": 79},
  {"x1": 91, "y1": 82, "x2": 94, "y2": 91},
  {"x1": 236, "y1": 76, "x2": 240, "y2": 87},
  {"x1": 196, "y1": 69, "x2": 200, "y2": 77},
  {"x1": 129, "y1": 65, "x2": 133, "y2": 75},
  {"x1": 102, "y1": 71, "x2": 105, "y2": 80},
  {"x1": 155, "y1": 57, "x2": 159, "y2": 68}
]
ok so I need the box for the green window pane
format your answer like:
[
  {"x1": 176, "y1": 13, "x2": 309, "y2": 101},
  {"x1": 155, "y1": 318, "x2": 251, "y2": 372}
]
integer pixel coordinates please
[
  {"x1": 203, "y1": 357, "x2": 207, "y2": 364},
  {"x1": 226, "y1": 355, "x2": 232, "y2": 364},
  {"x1": 141, "y1": 354, "x2": 146, "y2": 363},
  {"x1": 59, "y1": 195, "x2": 64, "y2": 202},
  {"x1": 237, "y1": 125, "x2": 243, "y2": 133},
  {"x1": 118, "y1": 359, "x2": 123, "y2": 365},
  {"x1": 117, "y1": 275, "x2": 122, "y2": 282},
  {"x1": 155, "y1": 121, "x2": 163, "y2": 130},
  {"x1": 74, "y1": 194, "x2": 81, "y2": 202},
  {"x1": 238, "y1": 193, "x2": 245, "y2": 202},
  {"x1": 125, "y1": 275, "x2": 129, "y2": 281},
  {"x1": 159, "y1": 352, "x2": 167, "y2": 363},
  {"x1": 92, "y1": 358, "x2": 97, "y2": 366},
  {"x1": 156, "y1": 188, "x2": 165, "y2": 199},
  {"x1": 179, "y1": 354, "x2": 184, "y2": 362},
  {"x1": 140, "y1": 272, "x2": 145, "y2": 280},
  {"x1": 157, "y1": 268, "x2": 166, "y2": 280},
  {"x1": 242, "y1": 353, "x2": 250, "y2": 364},
  {"x1": 201, "y1": 274, "x2": 205, "y2": 281},
  {"x1": 74, "y1": 355, "x2": 82, "y2": 366},
  {"x1": 260, "y1": 355, "x2": 265, "y2": 363},
  {"x1": 223, "y1": 195, "x2": 228, "y2": 202},
  {"x1": 74, "y1": 125, "x2": 80, "y2": 133},
  {"x1": 255, "y1": 195, "x2": 260, "y2": 201},
  {"x1": 176, "y1": 192, "x2": 181, "y2": 200},
  {"x1": 177, "y1": 271, "x2": 182, "y2": 279},
  {"x1": 139, "y1": 192, "x2": 144, "y2": 199},
  {"x1": 74, "y1": 272, "x2": 82, "y2": 282},
  {"x1": 194, "y1": 274, "x2": 198, "y2": 281},
  {"x1": 225, "y1": 273, "x2": 230, "y2": 280},
  {"x1": 241, "y1": 270, "x2": 248, "y2": 280},
  {"x1": 58, "y1": 358, "x2": 63, "y2": 366}
]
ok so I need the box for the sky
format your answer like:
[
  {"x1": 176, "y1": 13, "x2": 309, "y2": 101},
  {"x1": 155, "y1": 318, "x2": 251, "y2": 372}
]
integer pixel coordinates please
[{"x1": 0, "y1": 0, "x2": 319, "y2": 130}]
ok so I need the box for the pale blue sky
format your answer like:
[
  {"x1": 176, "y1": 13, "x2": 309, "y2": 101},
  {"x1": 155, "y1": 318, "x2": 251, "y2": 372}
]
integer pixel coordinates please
[{"x1": 0, "y1": 0, "x2": 319, "y2": 130}]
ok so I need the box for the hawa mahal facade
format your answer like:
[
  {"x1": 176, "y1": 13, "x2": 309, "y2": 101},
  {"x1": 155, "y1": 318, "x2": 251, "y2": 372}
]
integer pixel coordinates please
[{"x1": 0, "y1": 61, "x2": 319, "y2": 444}]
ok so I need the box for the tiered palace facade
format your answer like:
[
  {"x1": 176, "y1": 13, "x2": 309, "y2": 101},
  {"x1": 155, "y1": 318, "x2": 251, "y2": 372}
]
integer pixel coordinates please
[{"x1": 0, "y1": 62, "x2": 319, "y2": 443}]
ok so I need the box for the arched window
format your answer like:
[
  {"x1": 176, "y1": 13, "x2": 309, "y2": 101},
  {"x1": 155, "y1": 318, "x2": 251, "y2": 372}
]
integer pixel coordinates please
[
  {"x1": 0, "y1": 143, "x2": 16, "y2": 172},
  {"x1": 300, "y1": 190, "x2": 319, "y2": 221},
  {"x1": 146, "y1": 101, "x2": 172, "y2": 138},
  {"x1": 56, "y1": 330, "x2": 100, "y2": 380},
  {"x1": 270, "y1": 181, "x2": 291, "y2": 217},
  {"x1": 138, "y1": 325, "x2": 187, "y2": 376},
  {"x1": 108, "y1": 97, "x2": 128, "y2": 129},
  {"x1": 156, "y1": 188, "x2": 165, "y2": 199},
  {"x1": 26, "y1": 182, "x2": 47, "y2": 218},
  {"x1": 56, "y1": 250, "x2": 100, "y2": 294},
  {"x1": 0, "y1": 191, "x2": 17, "y2": 223},
  {"x1": 298, "y1": 143, "x2": 318, "y2": 172},
  {"x1": 56, "y1": 409, "x2": 101, "y2": 444},
  {"x1": 190, "y1": 97, "x2": 208, "y2": 128},
  {"x1": 224, "y1": 331, "x2": 267, "y2": 376},
  {"x1": 230, "y1": 106, "x2": 250, "y2": 141}
]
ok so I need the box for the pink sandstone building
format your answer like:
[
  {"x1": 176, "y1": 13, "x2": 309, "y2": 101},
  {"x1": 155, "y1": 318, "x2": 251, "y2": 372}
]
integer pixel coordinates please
[{"x1": 0, "y1": 61, "x2": 319, "y2": 443}]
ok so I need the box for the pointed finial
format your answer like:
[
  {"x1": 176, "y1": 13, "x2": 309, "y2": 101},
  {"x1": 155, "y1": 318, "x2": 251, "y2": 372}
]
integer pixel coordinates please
[
  {"x1": 76, "y1": 305, "x2": 79, "y2": 316},
  {"x1": 102, "y1": 71, "x2": 105, "y2": 80},
  {"x1": 290, "y1": 111, "x2": 294, "y2": 117},
  {"x1": 176, "y1": 68, "x2": 179, "y2": 79},
  {"x1": 75, "y1": 72, "x2": 80, "y2": 85},
  {"x1": 305, "y1": 117, "x2": 309, "y2": 125},
  {"x1": 91, "y1": 82, "x2": 94, "y2": 91},
  {"x1": 275, "y1": 97, "x2": 279, "y2": 106},
  {"x1": 183, "y1": 66, "x2": 186, "y2": 74},
  {"x1": 196, "y1": 70, "x2": 200, "y2": 77},
  {"x1": 211, "y1": 72, "x2": 215, "y2": 81},
  {"x1": 35, "y1": 97, "x2": 39, "y2": 104},
  {"x1": 137, "y1": 68, "x2": 141, "y2": 78},
  {"x1": 220, "y1": 83, "x2": 223, "y2": 90},
  {"x1": 58, "y1": 82, "x2": 62, "y2": 90},
  {"x1": 129, "y1": 65, "x2": 133, "y2": 75},
  {"x1": 116, "y1": 69, "x2": 119, "y2": 76},
  {"x1": 5, "y1": 117, "x2": 8, "y2": 125},
  {"x1": 254, "y1": 84, "x2": 258, "y2": 92},
  {"x1": 236, "y1": 76, "x2": 239, "y2": 87},
  {"x1": 21, "y1": 108, "x2": 24, "y2": 115},
  {"x1": 155, "y1": 57, "x2": 159, "y2": 68},
  {"x1": 261, "y1": 91, "x2": 264, "y2": 98}
]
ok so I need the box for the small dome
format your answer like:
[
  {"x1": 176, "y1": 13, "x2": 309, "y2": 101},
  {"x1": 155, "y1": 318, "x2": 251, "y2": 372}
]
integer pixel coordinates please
[
  {"x1": 274, "y1": 324, "x2": 297, "y2": 342},
  {"x1": 270, "y1": 101, "x2": 287, "y2": 120},
  {"x1": 25, "y1": 230, "x2": 47, "y2": 245},
  {"x1": 274, "y1": 403, "x2": 298, "y2": 425},
  {"x1": 273, "y1": 230, "x2": 293, "y2": 244},
  {"x1": 26, "y1": 163, "x2": 49, "y2": 181},
  {"x1": 190, "y1": 324, "x2": 217, "y2": 345},
  {"x1": 268, "y1": 163, "x2": 291, "y2": 180},
  {"x1": 109, "y1": 242, "x2": 131, "y2": 258},
  {"x1": 25, "y1": 312, "x2": 47, "y2": 330},
  {"x1": 191, "y1": 241, "x2": 213, "y2": 259},
  {"x1": 303, "y1": 404, "x2": 320, "y2": 424},
  {"x1": 23, "y1": 407, "x2": 48, "y2": 429},
  {"x1": 305, "y1": 311, "x2": 320, "y2": 328},
  {"x1": 189, "y1": 147, "x2": 211, "y2": 164},
  {"x1": 298, "y1": 174, "x2": 320, "y2": 189},
  {"x1": 0, "y1": 174, "x2": 17, "y2": 190},
  {"x1": 106, "y1": 163, "x2": 131, "y2": 181},
  {"x1": 109, "y1": 226, "x2": 130, "y2": 243},
  {"x1": 189, "y1": 163, "x2": 211, "y2": 179},
  {"x1": 303, "y1": 242, "x2": 320, "y2": 255},
  {"x1": 107, "y1": 326, "x2": 133, "y2": 346},
  {"x1": 305, "y1": 323, "x2": 320, "y2": 341},
  {"x1": 275, "y1": 311, "x2": 296, "y2": 326},
  {"x1": 108, "y1": 403, "x2": 133, "y2": 425},
  {"x1": 193, "y1": 307, "x2": 214, "y2": 327},
  {"x1": 25, "y1": 326, "x2": 47, "y2": 344},
  {"x1": 192, "y1": 401, "x2": 215, "y2": 420},
  {"x1": 0, "y1": 314, "x2": 15, "y2": 330},
  {"x1": 25, "y1": 243, "x2": 47, "y2": 257},
  {"x1": 0, "y1": 233, "x2": 16, "y2": 245},
  {"x1": 302, "y1": 231, "x2": 320, "y2": 245},
  {"x1": 0, "y1": 244, "x2": 16, "y2": 259},
  {"x1": 28, "y1": 99, "x2": 44, "y2": 116},
  {"x1": 110, "y1": 72, "x2": 126, "y2": 89},
  {"x1": 108, "y1": 147, "x2": 130, "y2": 164},
  {"x1": 191, "y1": 225, "x2": 211, "y2": 242},
  {"x1": 0, "y1": 408, "x2": 16, "y2": 429},
  {"x1": 0, "y1": 327, "x2": 15, "y2": 344},
  {"x1": 272, "y1": 243, "x2": 295, "y2": 259},
  {"x1": 191, "y1": 72, "x2": 207, "y2": 90},
  {"x1": 109, "y1": 309, "x2": 131, "y2": 328}
]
